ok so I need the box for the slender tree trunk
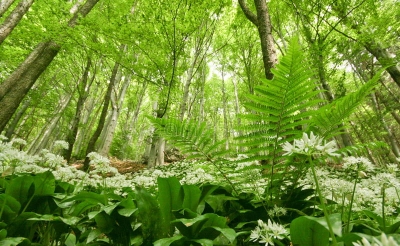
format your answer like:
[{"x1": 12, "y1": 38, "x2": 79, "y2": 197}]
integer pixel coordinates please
[
  {"x1": 238, "y1": 0, "x2": 277, "y2": 79},
  {"x1": 121, "y1": 79, "x2": 147, "y2": 159},
  {"x1": 98, "y1": 69, "x2": 129, "y2": 156},
  {"x1": 64, "y1": 57, "x2": 93, "y2": 162},
  {"x1": 370, "y1": 92, "x2": 400, "y2": 158},
  {"x1": 0, "y1": 0, "x2": 35, "y2": 45},
  {"x1": 0, "y1": 0, "x2": 99, "y2": 132},
  {"x1": 0, "y1": 0, "x2": 16, "y2": 17},
  {"x1": 4, "y1": 97, "x2": 31, "y2": 139},
  {"x1": 28, "y1": 93, "x2": 72, "y2": 154},
  {"x1": 221, "y1": 68, "x2": 230, "y2": 150},
  {"x1": 83, "y1": 60, "x2": 120, "y2": 171}
]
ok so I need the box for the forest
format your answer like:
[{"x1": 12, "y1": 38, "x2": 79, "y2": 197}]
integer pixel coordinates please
[{"x1": 0, "y1": 0, "x2": 400, "y2": 245}]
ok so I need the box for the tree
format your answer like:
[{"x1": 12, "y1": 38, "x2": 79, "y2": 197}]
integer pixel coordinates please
[
  {"x1": 0, "y1": 0, "x2": 100, "y2": 133},
  {"x1": 238, "y1": 0, "x2": 278, "y2": 79}
]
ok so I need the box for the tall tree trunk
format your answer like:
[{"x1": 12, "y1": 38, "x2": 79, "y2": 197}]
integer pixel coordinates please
[
  {"x1": 238, "y1": 0, "x2": 277, "y2": 80},
  {"x1": 370, "y1": 92, "x2": 400, "y2": 159},
  {"x1": 98, "y1": 69, "x2": 129, "y2": 156},
  {"x1": 0, "y1": 0, "x2": 35, "y2": 45},
  {"x1": 83, "y1": 60, "x2": 120, "y2": 171},
  {"x1": 28, "y1": 93, "x2": 73, "y2": 154},
  {"x1": 4, "y1": 97, "x2": 31, "y2": 139},
  {"x1": 0, "y1": 0, "x2": 16, "y2": 17},
  {"x1": 64, "y1": 57, "x2": 93, "y2": 163},
  {"x1": 120, "y1": 79, "x2": 147, "y2": 159},
  {"x1": 0, "y1": 0, "x2": 99, "y2": 133}
]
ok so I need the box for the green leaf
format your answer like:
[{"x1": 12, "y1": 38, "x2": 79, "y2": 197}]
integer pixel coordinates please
[
  {"x1": 182, "y1": 185, "x2": 201, "y2": 213},
  {"x1": 0, "y1": 229, "x2": 7, "y2": 240},
  {"x1": 191, "y1": 238, "x2": 214, "y2": 246},
  {"x1": 157, "y1": 177, "x2": 184, "y2": 235},
  {"x1": 5, "y1": 175, "x2": 34, "y2": 206},
  {"x1": 0, "y1": 237, "x2": 30, "y2": 246},
  {"x1": 64, "y1": 233, "x2": 76, "y2": 246},
  {"x1": 94, "y1": 212, "x2": 115, "y2": 234},
  {"x1": 290, "y1": 216, "x2": 330, "y2": 246},
  {"x1": 153, "y1": 235, "x2": 184, "y2": 246},
  {"x1": 33, "y1": 171, "x2": 55, "y2": 196},
  {"x1": 87, "y1": 229, "x2": 102, "y2": 243},
  {"x1": 209, "y1": 227, "x2": 236, "y2": 243}
]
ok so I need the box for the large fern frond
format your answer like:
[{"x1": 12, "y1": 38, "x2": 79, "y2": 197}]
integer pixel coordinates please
[
  {"x1": 237, "y1": 38, "x2": 324, "y2": 164},
  {"x1": 311, "y1": 68, "x2": 385, "y2": 139},
  {"x1": 148, "y1": 117, "x2": 227, "y2": 161}
]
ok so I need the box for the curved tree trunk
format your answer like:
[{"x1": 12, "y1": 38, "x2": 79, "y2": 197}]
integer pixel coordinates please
[
  {"x1": 0, "y1": 0, "x2": 35, "y2": 45},
  {"x1": 238, "y1": 0, "x2": 277, "y2": 80},
  {"x1": 0, "y1": 0, "x2": 99, "y2": 133}
]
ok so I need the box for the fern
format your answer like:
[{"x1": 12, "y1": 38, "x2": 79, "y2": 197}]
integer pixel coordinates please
[
  {"x1": 148, "y1": 118, "x2": 227, "y2": 161},
  {"x1": 312, "y1": 68, "x2": 385, "y2": 138},
  {"x1": 311, "y1": 68, "x2": 385, "y2": 139},
  {"x1": 237, "y1": 37, "x2": 324, "y2": 165}
]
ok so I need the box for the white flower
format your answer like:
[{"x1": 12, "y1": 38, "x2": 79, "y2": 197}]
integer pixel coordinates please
[
  {"x1": 249, "y1": 219, "x2": 287, "y2": 245},
  {"x1": 281, "y1": 132, "x2": 339, "y2": 157},
  {"x1": 353, "y1": 233, "x2": 399, "y2": 246},
  {"x1": 54, "y1": 140, "x2": 69, "y2": 150},
  {"x1": 343, "y1": 157, "x2": 374, "y2": 172}
]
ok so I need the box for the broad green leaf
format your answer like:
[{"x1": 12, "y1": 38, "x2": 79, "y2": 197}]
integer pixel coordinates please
[
  {"x1": 94, "y1": 212, "x2": 115, "y2": 234},
  {"x1": 63, "y1": 191, "x2": 107, "y2": 205},
  {"x1": 153, "y1": 235, "x2": 184, "y2": 246},
  {"x1": 157, "y1": 177, "x2": 183, "y2": 235},
  {"x1": 0, "y1": 237, "x2": 30, "y2": 246},
  {"x1": 209, "y1": 227, "x2": 236, "y2": 243},
  {"x1": 290, "y1": 216, "x2": 330, "y2": 246},
  {"x1": 64, "y1": 233, "x2": 76, "y2": 246},
  {"x1": 191, "y1": 238, "x2": 213, "y2": 246},
  {"x1": 182, "y1": 185, "x2": 201, "y2": 212},
  {"x1": 87, "y1": 229, "x2": 102, "y2": 244},
  {"x1": 0, "y1": 229, "x2": 6, "y2": 240},
  {"x1": 33, "y1": 171, "x2": 55, "y2": 196},
  {"x1": 5, "y1": 176, "x2": 34, "y2": 206}
]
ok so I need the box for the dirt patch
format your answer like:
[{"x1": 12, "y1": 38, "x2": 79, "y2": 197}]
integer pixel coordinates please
[{"x1": 109, "y1": 157, "x2": 147, "y2": 174}]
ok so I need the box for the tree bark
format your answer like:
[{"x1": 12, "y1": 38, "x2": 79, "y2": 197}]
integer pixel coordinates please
[
  {"x1": 0, "y1": 0, "x2": 15, "y2": 17},
  {"x1": 64, "y1": 57, "x2": 93, "y2": 163},
  {"x1": 0, "y1": 0, "x2": 35, "y2": 45},
  {"x1": 238, "y1": 0, "x2": 277, "y2": 80},
  {"x1": 4, "y1": 97, "x2": 31, "y2": 139},
  {"x1": 0, "y1": 0, "x2": 99, "y2": 133},
  {"x1": 83, "y1": 61, "x2": 120, "y2": 171},
  {"x1": 28, "y1": 93, "x2": 72, "y2": 154},
  {"x1": 364, "y1": 41, "x2": 400, "y2": 88},
  {"x1": 98, "y1": 67, "x2": 129, "y2": 156}
]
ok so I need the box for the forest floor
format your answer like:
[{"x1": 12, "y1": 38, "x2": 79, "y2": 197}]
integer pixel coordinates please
[{"x1": 109, "y1": 158, "x2": 148, "y2": 174}]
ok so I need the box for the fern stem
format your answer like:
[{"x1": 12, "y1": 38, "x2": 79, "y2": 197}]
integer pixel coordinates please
[{"x1": 309, "y1": 156, "x2": 337, "y2": 246}]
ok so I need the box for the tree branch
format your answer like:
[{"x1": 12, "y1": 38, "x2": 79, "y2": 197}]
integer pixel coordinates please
[{"x1": 238, "y1": 0, "x2": 258, "y2": 26}]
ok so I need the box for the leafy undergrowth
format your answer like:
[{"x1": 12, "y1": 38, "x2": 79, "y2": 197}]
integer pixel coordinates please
[{"x1": 1, "y1": 137, "x2": 400, "y2": 245}]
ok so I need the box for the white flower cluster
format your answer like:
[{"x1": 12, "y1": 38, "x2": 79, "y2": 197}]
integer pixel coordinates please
[
  {"x1": 343, "y1": 156, "x2": 375, "y2": 172},
  {"x1": 353, "y1": 233, "x2": 399, "y2": 246},
  {"x1": 281, "y1": 132, "x2": 340, "y2": 157},
  {"x1": 249, "y1": 219, "x2": 287, "y2": 246},
  {"x1": 268, "y1": 205, "x2": 287, "y2": 217},
  {"x1": 87, "y1": 152, "x2": 118, "y2": 176}
]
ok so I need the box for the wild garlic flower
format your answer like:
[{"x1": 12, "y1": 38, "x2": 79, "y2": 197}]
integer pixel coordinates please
[
  {"x1": 343, "y1": 156, "x2": 374, "y2": 172},
  {"x1": 386, "y1": 164, "x2": 399, "y2": 174},
  {"x1": 53, "y1": 140, "x2": 69, "y2": 151},
  {"x1": 353, "y1": 233, "x2": 399, "y2": 246},
  {"x1": 281, "y1": 132, "x2": 339, "y2": 157},
  {"x1": 268, "y1": 205, "x2": 287, "y2": 217},
  {"x1": 10, "y1": 138, "x2": 27, "y2": 147},
  {"x1": 249, "y1": 219, "x2": 287, "y2": 246}
]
